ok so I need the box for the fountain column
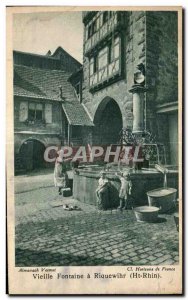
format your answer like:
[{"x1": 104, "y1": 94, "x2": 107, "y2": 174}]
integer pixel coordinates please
[{"x1": 129, "y1": 84, "x2": 147, "y2": 134}]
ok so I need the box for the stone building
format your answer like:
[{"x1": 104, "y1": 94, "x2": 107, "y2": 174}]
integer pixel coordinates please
[
  {"x1": 81, "y1": 11, "x2": 178, "y2": 165},
  {"x1": 14, "y1": 47, "x2": 93, "y2": 171}
]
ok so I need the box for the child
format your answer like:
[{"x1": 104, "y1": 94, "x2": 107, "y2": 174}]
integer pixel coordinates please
[
  {"x1": 96, "y1": 171, "x2": 109, "y2": 210},
  {"x1": 54, "y1": 149, "x2": 70, "y2": 195},
  {"x1": 116, "y1": 172, "x2": 132, "y2": 210}
]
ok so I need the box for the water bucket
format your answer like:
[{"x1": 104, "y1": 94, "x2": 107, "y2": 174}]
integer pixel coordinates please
[
  {"x1": 134, "y1": 206, "x2": 159, "y2": 223},
  {"x1": 147, "y1": 188, "x2": 177, "y2": 213}
]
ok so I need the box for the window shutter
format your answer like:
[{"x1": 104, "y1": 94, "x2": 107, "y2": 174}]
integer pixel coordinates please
[
  {"x1": 45, "y1": 103, "x2": 52, "y2": 123},
  {"x1": 19, "y1": 101, "x2": 28, "y2": 122}
]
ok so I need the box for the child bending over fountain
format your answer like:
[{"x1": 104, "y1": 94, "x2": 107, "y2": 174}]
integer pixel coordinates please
[
  {"x1": 116, "y1": 172, "x2": 132, "y2": 211},
  {"x1": 96, "y1": 171, "x2": 110, "y2": 210}
]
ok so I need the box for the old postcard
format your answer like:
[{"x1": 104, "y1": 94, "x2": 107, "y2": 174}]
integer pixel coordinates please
[{"x1": 7, "y1": 6, "x2": 183, "y2": 294}]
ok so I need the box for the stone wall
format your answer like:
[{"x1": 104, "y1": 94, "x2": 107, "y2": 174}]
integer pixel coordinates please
[
  {"x1": 145, "y1": 11, "x2": 178, "y2": 161},
  {"x1": 73, "y1": 169, "x2": 178, "y2": 207},
  {"x1": 146, "y1": 11, "x2": 178, "y2": 106}
]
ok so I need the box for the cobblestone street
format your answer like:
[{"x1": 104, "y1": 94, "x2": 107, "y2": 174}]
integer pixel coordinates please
[{"x1": 15, "y1": 174, "x2": 179, "y2": 266}]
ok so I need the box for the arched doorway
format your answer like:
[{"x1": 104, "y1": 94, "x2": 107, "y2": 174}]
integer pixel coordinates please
[
  {"x1": 93, "y1": 97, "x2": 123, "y2": 145},
  {"x1": 19, "y1": 139, "x2": 46, "y2": 171}
]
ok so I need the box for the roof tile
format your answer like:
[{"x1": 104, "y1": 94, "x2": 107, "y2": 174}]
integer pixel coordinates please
[{"x1": 14, "y1": 64, "x2": 93, "y2": 126}]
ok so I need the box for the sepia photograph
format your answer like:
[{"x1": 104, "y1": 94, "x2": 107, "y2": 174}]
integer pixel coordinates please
[{"x1": 6, "y1": 6, "x2": 182, "y2": 294}]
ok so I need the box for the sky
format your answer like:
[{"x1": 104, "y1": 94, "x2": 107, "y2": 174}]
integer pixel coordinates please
[{"x1": 13, "y1": 11, "x2": 83, "y2": 63}]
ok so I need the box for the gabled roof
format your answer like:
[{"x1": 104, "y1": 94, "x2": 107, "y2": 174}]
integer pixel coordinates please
[
  {"x1": 14, "y1": 49, "x2": 58, "y2": 60},
  {"x1": 52, "y1": 46, "x2": 82, "y2": 67},
  {"x1": 13, "y1": 47, "x2": 82, "y2": 73},
  {"x1": 14, "y1": 64, "x2": 72, "y2": 100},
  {"x1": 62, "y1": 102, "x2": 93, "y2": 126},
  {"x1": 14, "y1": 64, "x2": 93, "y2": 126}
]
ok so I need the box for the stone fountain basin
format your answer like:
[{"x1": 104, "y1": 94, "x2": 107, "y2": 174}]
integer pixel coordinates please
[
  {"x1": 134, "y1": 206, "x2": 159, "y2": 223},
  {"x1": 147, "y1": 188, "x2": 177, "y2": 213}
]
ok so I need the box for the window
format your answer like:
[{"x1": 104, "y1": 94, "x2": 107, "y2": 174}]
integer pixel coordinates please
[
  {"x1": 88, "y1": 24, "x2": 93, "y2": 38},
  {"x1": 89, "y1": 57, "x2": 94, "y2": 76},
  {"x1": 92, "y1": 20, "x2": 97, "y2": 34},
  {"x1": 114, "y1": 41, "x2": 120, "y2": 59},
  {"x1": 28, "y1": 103, "x2": 43, "y2": 122},
  {"x1": 87, "y1": 19, "x2": 97, "y2": 39},
  {"x1": 93, "y1": 56, "x2": 98, "y2": 73},
  {"x1": 19, "y1": 101, "x2": 52, "y2": 124},
  {"x1": 74, "y1": 82, "x2": 82, "y2": 102},
  {"x1": 75, "y1": 83, "x2": 80, "y2": 96},
  {"x1": 90, "y1": 56, "x2": 98, "y2": 75},
  {"x1": 36, "y1": 104, "x2": 43, "y2": 120},
  {"x1": 109, "y1": 11, "x2": 113, "y2": 18},
  {"x1": 102, "y1": 11, "x2": 113, "y2": 24},
  {"x1": 108, "y1": 37, "x2": 120, "y2": 63},
  {"x1": 103, "y1": 11, "x2": 108, "y2": 24},
  {"x1": 98, "y1": 47, "x2": 108, "y2": 69},
  {"x1": 89, "y1": 35, "x2": 121, "y2": 90},
  {"x1": 108, "y1": 43, "x2": 113, "y2": 64}
]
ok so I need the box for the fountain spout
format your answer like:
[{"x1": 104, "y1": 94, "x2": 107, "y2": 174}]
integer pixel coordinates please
[
  {"x1": 155, "y1": 164, "x2": 168, "y2": 174},
  {"x1": 155, "y1": 164, "x2": 169, "y2": 188},
  {"x1": 164, "y1": 173, "x2": 167, "y2": 189}
]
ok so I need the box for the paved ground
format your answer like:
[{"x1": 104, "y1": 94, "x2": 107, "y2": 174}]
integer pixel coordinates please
[{"x1": 15, "y1": 172, "x2": 179, "y2": 266}]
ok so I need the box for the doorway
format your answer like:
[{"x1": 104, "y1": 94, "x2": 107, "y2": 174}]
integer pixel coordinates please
[
  {"x1": 19, "y1": 139, "x2": 46, "y2": 171},
  {"x1": 93, "y1": 97, "x2": 123, "y2": 145}
]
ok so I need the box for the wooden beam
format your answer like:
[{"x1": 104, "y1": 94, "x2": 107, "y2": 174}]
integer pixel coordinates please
[{"x1": 68, "y1": 124, "x2": 72, "y2": 146}]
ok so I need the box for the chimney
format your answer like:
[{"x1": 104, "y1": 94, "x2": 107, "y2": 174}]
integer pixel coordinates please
[{"x1": 46, "y1": 50, "x2": 51, "y2": 56}]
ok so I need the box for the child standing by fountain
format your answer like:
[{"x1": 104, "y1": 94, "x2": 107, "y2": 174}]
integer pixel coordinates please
[
  {"x1": 116, "y1": 172, "x2": 132, "y2": 211},
  {"x1": 96, "y1": 171, "x2": 109, "y2": 210}
]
